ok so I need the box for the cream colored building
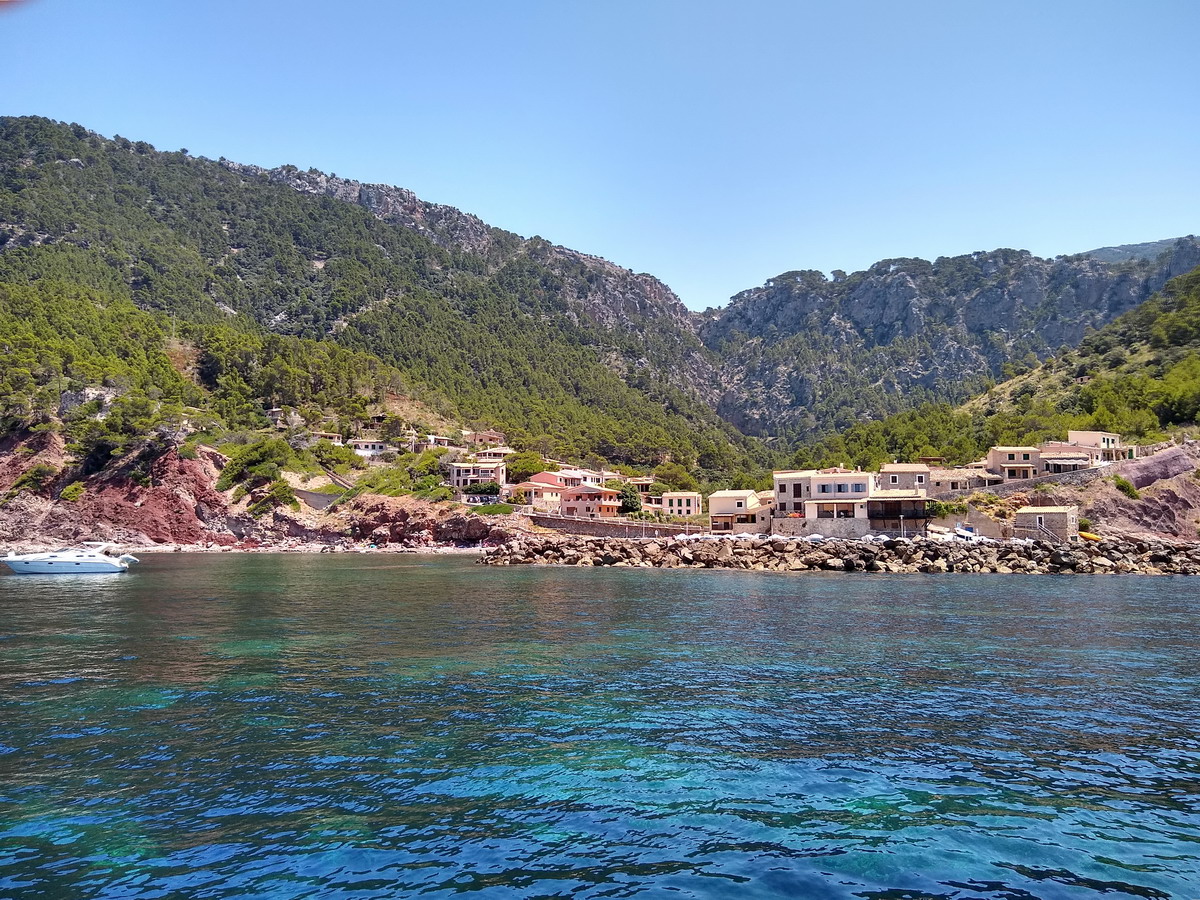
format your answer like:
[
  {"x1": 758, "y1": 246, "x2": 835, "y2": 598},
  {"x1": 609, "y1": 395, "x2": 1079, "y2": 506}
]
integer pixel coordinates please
[
  {"x1": 509, "y1": 480, "x2": 562, "y2": 512},
  {"x1": 448, "y1": 460, "x2": 507, "y2": 490},
  {"x1": 986, "y1": 447, "x2": 1041, "y2": 482},
  {"x1": 708, "y1": 489, "x2": 772, "y2": 533},
  {"x1": 773, "y1": 468, "x2": 874, "y2": 520},
  {"x1": 662, "y1": 491, "x2": 702, "y2": 517},
  {"x1": 475, "y1": 446, "x2": 514, "y2": 462},
  {"x1": 1067, "y1": 430, "x2": 1134, "y2": 460}
]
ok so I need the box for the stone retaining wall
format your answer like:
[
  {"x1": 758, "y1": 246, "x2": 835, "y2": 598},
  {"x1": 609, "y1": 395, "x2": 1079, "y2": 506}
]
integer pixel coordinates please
[{"x1": 525, "y1": 514, "x2": 699, "y2": 539}]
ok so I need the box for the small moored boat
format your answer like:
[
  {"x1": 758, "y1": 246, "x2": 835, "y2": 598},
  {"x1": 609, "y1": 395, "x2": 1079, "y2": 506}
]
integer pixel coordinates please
[{"x1": 2, "y1": 542, "x2": 140, "y2": 574}]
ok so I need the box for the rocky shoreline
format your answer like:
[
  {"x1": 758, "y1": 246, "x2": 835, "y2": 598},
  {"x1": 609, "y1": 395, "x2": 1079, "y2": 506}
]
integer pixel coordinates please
[{"x1": 481, "y1": 534, "x2": 1200, "y2": 575}]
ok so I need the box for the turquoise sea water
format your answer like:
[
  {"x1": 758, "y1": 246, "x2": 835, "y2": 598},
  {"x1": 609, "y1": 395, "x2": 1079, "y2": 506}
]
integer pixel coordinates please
[{"x1": 1, "y1": 554, "x2": 1198, "y2": 898}]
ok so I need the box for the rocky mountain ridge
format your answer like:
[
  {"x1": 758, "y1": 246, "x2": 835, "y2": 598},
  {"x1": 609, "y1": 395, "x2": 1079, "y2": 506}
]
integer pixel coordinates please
[
  {"x1": 3, "y1": 115, "x2": 1197, "y2": 455},
  {"x1": 227, "y1": 155, "x2": 1200, "y2": 440},
  {"x1": 700, "y1": 240, "x2": 1200, "y2": 438},
  {"x1": 221, "y1": 159, "x2": 720, "y2": 404}
]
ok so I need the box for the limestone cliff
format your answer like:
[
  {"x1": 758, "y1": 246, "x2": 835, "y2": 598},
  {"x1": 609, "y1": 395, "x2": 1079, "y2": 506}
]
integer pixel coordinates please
[{"x1": 700, "y1": 239, "x2": 1200, "y2": 438}]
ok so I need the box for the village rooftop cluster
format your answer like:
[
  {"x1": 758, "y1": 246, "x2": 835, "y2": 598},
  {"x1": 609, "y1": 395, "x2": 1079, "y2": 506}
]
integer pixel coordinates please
[{"x1": 269, "y1": 408, "x2": 1140, "y2": 543}]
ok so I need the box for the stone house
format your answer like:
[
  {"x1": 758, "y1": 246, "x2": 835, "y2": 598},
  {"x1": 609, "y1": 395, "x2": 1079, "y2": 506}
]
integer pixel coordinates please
[
  {"x1": 879, "y1": 463, "x2": 930, "y2": 492},
  {"x1": 1013, "y1": 505, "x2": 1079, "y2": 542}
]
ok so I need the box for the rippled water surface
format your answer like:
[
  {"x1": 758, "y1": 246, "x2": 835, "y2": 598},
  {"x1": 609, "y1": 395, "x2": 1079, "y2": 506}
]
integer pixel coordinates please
[{"x1": 2, "y1": 555, "x2": 1199, "y2": 898}]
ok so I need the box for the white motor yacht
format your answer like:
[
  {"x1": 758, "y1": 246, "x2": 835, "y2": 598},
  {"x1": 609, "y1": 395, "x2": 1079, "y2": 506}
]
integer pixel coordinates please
[{"x1": 2, "y1": 542, "x2": 140, "y2": 574}]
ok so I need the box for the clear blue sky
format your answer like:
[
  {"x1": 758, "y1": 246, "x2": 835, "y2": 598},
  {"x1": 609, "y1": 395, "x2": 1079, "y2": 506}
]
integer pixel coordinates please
[{"x1": 4, "y1": 0, "x2": 1198, "y2": 309}]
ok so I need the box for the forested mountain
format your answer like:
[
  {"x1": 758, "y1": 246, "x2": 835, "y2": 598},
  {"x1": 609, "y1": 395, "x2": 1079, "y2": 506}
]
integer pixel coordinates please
[
  {"x1": 786, "y1": 264, "x2": 1200, "y2": 472},
  {"x1": 1, "y1": 114, "x2": 1195, "y2": 471},
  {"x1": 700, "y1": 240, "x2": 1200, "y2": 441},
  {"x1": 0, "y1": 116, "x2": 748, "y2": 471}
]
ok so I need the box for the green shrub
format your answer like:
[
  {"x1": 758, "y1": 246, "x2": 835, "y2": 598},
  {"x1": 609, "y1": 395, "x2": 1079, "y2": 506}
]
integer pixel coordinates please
[
  {"x1": 59, "y1": 482, "x2": 86, "y2": 501},
  {"x1": 1079, "y1": 517, "x2": 1093, "y2": 532},
  {"x1": 472, "y1": 503, "x2": 514, "y2": 515},
  {"x1": 248, "y1": 479, "x2": 299, "y2": 517},
  {"x1": 9, "y1": 463, "x2": 58, "y2": 495},
  {"x1": 1111, "y1": 475, "x2": 1140, "y2": 500},
  {"x1": 927, "y1": 499, "x2": 967, "y2": 518},
  {"x1": 215, "y1": 438, "x2": 292, "y2": 491},
  {"x1": 177, "y1": 444, "x2": 199, "y2": 460},
  {"x1": 463, "y1": 481, "x2": 501, "y2": 496}
]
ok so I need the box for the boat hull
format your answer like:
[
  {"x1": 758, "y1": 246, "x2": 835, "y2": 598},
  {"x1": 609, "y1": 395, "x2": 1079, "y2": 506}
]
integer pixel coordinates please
[{"x1": 3, "y1": 559, "x2": 129, "y2": 574}]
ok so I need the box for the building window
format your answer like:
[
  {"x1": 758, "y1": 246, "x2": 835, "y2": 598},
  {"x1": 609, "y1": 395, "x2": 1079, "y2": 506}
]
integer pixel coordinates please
[
  {"x1": 818, "y1": 484, "x2": 832, "y2": 494},
  {"x1": 1008, "y1": 453, "x2": 1015, "y2": 461},
  {"x1": 853, "y1": 483, "x2": 865, "y2": 493},
  {"x1": 890, "y1": 474, "x2": 898, "y2": 484},
  {"x1": 778, "y1": 484, "x2": 786, "y2": 493},
  {"x1": 1023, "y1": 453, "x2": 1030, "y2": 461},
  {"x1": 916, "y1": 475, "x2": 925, "y2": 484},
  {"x1": 735, "y1": 501, "x2": 743, "y2": 508}
]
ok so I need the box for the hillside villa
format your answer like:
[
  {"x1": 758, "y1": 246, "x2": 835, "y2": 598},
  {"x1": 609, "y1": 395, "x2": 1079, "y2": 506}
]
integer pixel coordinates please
[
  {"x1": 475, "y1": 445, "x2": 515, "y2": 463},
  {"x1": 1068, "y1": 430, "x2": 1133, "y2": 461},
  {"x1": 987, "y1": 447, "x2": 1041, "y2": 482},
  {"x1": 349, "y1": 438, "x2": 392, "y2": 458},
  {"x1": 560, "y1": 485, "x2": 622, "y2": 518},
  {"x1": 464, "y1": 429, "x2": 507, "y2": 446},
  {"x1": 448, "y1": 459, "x2": 507, "y2": 490},
  {"x1": 509, "y1": 479, "x2": 564, "y2": 512},
  {"x1": 556, "y1": 467, "x2": 607, "y2": 488}
]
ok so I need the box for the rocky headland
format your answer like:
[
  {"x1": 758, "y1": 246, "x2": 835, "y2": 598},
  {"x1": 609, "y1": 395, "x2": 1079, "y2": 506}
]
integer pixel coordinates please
[
  {"x1": 482, "y1": 534, "x2": 1200, "y2": 575},
  {"x1": 0, "y1": 433, "x2": 520, "y2": 554}
]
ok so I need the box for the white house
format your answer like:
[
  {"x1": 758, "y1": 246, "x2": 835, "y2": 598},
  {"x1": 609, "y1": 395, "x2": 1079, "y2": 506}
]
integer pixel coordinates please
[{"x1": 349, "y1": 438, "x2": 391, "y2": 458}]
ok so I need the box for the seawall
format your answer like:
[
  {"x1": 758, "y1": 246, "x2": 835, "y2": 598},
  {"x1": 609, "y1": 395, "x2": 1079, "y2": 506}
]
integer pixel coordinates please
[{"x1": 480, "y1": 534, "x2": 1200, "y2": 575}]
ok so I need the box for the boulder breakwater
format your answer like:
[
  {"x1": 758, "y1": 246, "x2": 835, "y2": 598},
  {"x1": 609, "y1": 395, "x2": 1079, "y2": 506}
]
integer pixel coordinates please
[{"x1": 481, "y1": 534, "x2": 1200, "y2": 575}]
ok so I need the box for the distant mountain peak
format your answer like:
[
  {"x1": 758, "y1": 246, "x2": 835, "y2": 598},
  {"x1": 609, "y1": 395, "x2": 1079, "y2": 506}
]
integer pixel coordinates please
[{"x1": 1080, "y1": 236, "x2": 1196, "y2": 264}]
